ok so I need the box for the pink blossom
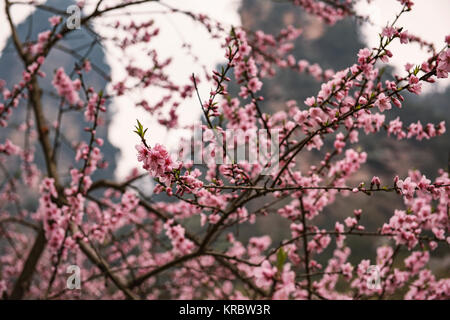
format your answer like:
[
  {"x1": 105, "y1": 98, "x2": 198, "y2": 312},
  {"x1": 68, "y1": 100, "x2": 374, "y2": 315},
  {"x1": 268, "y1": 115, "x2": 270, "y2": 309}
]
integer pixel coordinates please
[
  {"x1": 136, "y1": 143, "x2": 175, "y2": 188},
  {"x1": 247, "y1": 77, "x2": 263, "y2": 93},
  {"x1": 254, "y1": 261, "x2": 277, "y2": 288},
  {"x1": 49, "y1": 15, "x2": 62, "y2": 26},
  {"x1": 397, "y1": 177, "x2": 417, "y2": 198},
  {"x1": 382, "y1": 26, "x2": 397, "y2": 38},
  {"x1": 371, "y1": 176, "x2": 381, "y2": 188},
  {"x1": 345, "y1": 217, "x2": 357, "y2": 228},
  {"x1": 52, "y1": 67, "x2": 81, "y2": 105},
  {"x1": 399, "y1": 31, "x2": 409, "y2": 44},
  {"x1": 408, "y1": 75, "x2": 422, "y2": 95},
  {"x1": 358, "y1": 48, "x2": 371, "y2": 65},
  {"x1": 0, "y1": 139, "x2": 21, "y2": 155},
  {"x1": 374, "y1": 93, "x2": 392, "y2": 112},
  {"x1": 436, "y1": 49, "x2": 450, "y2": 78}
]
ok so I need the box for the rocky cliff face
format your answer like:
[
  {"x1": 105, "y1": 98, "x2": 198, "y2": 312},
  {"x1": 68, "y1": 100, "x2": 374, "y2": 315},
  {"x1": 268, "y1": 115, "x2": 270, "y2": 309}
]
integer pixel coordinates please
[{"x1": 0, "y1": 0, "x2": 119, "y2": 186}]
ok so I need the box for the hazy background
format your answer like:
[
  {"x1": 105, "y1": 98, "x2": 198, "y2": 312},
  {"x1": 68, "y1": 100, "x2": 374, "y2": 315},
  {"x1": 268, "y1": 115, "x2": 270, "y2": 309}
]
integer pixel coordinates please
[{"x1": 1, "y1": 0, "x2": 449, "y2": 290}]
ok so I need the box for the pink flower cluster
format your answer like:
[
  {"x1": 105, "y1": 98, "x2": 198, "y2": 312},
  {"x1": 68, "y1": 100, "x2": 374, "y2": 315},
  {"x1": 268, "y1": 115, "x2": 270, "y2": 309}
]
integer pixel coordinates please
[
  {"x1": 136, "y1": 143, "x2": 175, "y2": 186},
  {"x1": 437, "y1": 48, "x2": 450, "y2": 79},
  {"x1": 293, "y1": 0, "x2": 351, "y2": 25},
  {"x1": 48, "y1": 16, "x2": 62, "y2": 27},
  {"x1": 164, "y1": 219, "x2": 194, "y2": 255},
  {"x1": 0, "y1": 139, "x2": 21, "y2": 155},
  {"x1": 254, "y1": 261, "x2": 277, "y2": 289},
  {"x1": 84, "y1": 92, "x2": 106, "y2": 122},
  {"x1": 381, "y1": 171, "x2": 449, "y2": 249},
  {"x1": 52, "y1": 67, "x2": 81, "y2": 105},
  {"x1": 31, "y1": 30, "x2": 51, "y2": 55},
  {"x1": 36, "y1": 178, "x2": 67, "y2": 252}
]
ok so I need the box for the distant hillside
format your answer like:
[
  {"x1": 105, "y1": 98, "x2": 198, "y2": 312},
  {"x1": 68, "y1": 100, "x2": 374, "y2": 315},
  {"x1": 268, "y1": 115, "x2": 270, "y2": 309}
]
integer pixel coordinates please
[{"x1": 0, "y1": 0, "x2": 119, "y2": 193}]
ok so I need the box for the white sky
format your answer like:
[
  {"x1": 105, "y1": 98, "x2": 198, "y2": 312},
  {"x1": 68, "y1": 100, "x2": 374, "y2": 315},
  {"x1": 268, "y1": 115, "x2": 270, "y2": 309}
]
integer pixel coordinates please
[{"x1": 0, "y1": 0, "x2": 448, "y2": 179}]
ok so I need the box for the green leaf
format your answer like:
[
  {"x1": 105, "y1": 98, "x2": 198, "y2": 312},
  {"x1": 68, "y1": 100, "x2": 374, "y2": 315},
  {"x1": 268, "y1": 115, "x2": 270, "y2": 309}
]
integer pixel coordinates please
[
  {"x1": 276, "y1": 247, "x2": 288, "y2": 273},
  {"x1": 134, "y1": 119, "x2": 148, "y2": 140}
]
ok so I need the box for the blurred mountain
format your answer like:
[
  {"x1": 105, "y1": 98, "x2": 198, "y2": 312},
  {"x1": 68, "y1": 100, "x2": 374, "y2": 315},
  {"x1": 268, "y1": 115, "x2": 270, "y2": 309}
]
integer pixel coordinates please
[{"x1": 0, "y1": 0, "x2": 119, "y2": 191}]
